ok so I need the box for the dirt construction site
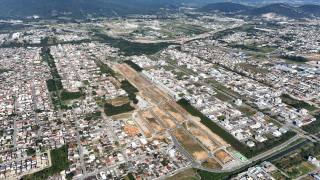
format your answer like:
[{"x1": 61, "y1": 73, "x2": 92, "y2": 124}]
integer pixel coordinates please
[{"x1": 114, "y1": 63, "x2": 237, "y2": 169}]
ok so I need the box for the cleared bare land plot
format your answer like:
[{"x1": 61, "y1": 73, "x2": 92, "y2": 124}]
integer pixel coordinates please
[
  {"x1": 133, "y1": 113, "x2": 152, "y2": 138},
  {"x1": 138, "y1": 110, "x2": 164, "y2": 133},
  {"x1": 111, "y1": 112, "x2": 133, "y2": 120},
  {"x1": 140, "y1": 88, "x2": 167, "y2": 105},
  {"x1": 162, "y1": 102, "x2": 186, "y2": 123},
  {"x1": 305, "y1": 53, "x2": 320, "y2": 61},
  {"x1": 173, "y1": 128, "x2": 208, "y2": 161},
  {"x1": 191, "y1": 117, "x2": 230, "y2": 148},
  {"x1": 152, "y1": 107, "x2": 176, "y2": 129},
  {"x1": 202, "y1": 158, "x2": 222, "y2": 169},
  {"x1": 183, "y1": 121, "x2": 219, "y2": 152},
  {"x1": 124, "y1": 124, "x2": 140, "y2": 136},
  {"x1": 115, "y1": 64, "x2": 169, "y2": 105},
  {"x1": 115, "y1": 63, "x2": 150, "y2": 88},
  {"x1": 107, "y1": 96, "x2": 130, "y2": 106},
  {"x1": 214, "y1": 149, "x2": 233, "y2": 164}
]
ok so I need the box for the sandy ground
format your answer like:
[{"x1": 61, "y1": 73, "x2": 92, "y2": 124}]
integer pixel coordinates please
[
  {"x1": 214, "y1": 149, "x2": 233, "y2": 164},
  {"x1": 173, "y1": 128, "x2": 208, "y2": 161}
]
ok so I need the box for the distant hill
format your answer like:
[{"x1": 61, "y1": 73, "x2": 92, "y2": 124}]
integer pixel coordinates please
[
  {"x1": 247, "y1": 3, "x2": 303, "y2": 18},
  {"x1": 0, "y1": 0, "x2": 320, "y2": 19},
  {"x1": 198, "y1": 2, "x2": 251, "y2": 13},
  {"x1": 298, "y1": 4, "x2": 320, "y2": 17},
  {"x1": 0, "y1": 0, "x2": 182, "y2": 18},
  {"x1": 199, "y1": 2, "x2": 320, "y2": 19}
]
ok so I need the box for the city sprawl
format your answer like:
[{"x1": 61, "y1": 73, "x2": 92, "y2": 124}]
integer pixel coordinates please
[{"x1": 0, "y1": 8, "x2": 320, "y2": 180}]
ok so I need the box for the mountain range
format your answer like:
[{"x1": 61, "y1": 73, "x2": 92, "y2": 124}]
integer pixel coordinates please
[
  {"x1": 199, "y1": 2, "x2": 320, "y2": 18},
  {"x1": 0, "y1": 0, "x2": 319, "y2": 19}
]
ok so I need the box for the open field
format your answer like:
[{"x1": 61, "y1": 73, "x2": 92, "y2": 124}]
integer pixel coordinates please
[
  {"x1": 173, "y1": 128, "x2": 208, "y2": 161},
  {"x1": 286, "y1": 161, "x2": 315, "y2": 179},
  {"x1": 111, "y1": 112, "x2": 133, "y2": 120},
  {"x1": 162, "y1": 102, "x2": 187, "y2": 123},
  {"x1": 191, "y1": 117, "x2": 230, "y2": 148},
  {"x1": 115, "y1": 63, "x2": 150, "y2": 88},
  {"x1": 270, "y1": 170, "x2": 288, "y2": 180},
  {"x1": 133, "y1": 113, "x2": 152, "y2": 138},
  {"x1": 167, "y1": 168, "x2": 199, "y2": 180},
  {"x1": 184, "y1": 121, "x2": 219, "y2": 152},
  {"x1": 138, "y1": 110, "x2": 164, "y2": 133},
  {"x1": 107, "y1": 96, "x2": 130, "y2": 106},
  {"x1": 152, "y1": 107, "x2": 176, "y2": 129},
  {"x1": 124, "y1": 124, "x2": 140, "y2": 137}
]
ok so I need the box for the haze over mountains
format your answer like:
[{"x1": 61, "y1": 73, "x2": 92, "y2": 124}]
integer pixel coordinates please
[
  {"x1": 0, "y1": 0, "x2": 319, "y2": 19},
  {"x1": 199, "y1": 2, "x2": 320, "y2": 19}
]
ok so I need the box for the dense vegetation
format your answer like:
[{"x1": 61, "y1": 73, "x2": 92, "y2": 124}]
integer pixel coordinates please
[
  {"x1": 281, "y1": 94, "x2": 317, "y2": 111},
  {"x1": 41, "y1": 47, "x2": 63, "y2": 92},
  {"x1": 121, "y1": 80, "x2": 139, "y2": 104},
  {"x1": 230, "y1": 44, "x2": 275, "y2": 53},
  {"x1": 280, "y1": 55, "x2": 308, "y2": 63},
  {"x1": 95, "y1": 33, "x2": 174, "y2": 56},
  {"x1": 302, "y1": 113, "x2": 320, "y2": 134},
  {"x1": 26, "y1": 147, "x2": 36, "y2": 156},
  {"x1": 0, "y1": 68, "x2": 9, "y2": 74},
  {"x1": 22, "y1": 145, "x2": 70, "y2": 180},
  {"x1": 273, "y1": 142, "x2": 320, "y2": 178},
  {"x1": 95, "y1": 59, "x2": 116, "y2": 76},
  {"x1": 60, "y1": 90, "x2": 85, "y2": 101},
  {"x1": 197, "y1": 169, "x2": 231, "y2": 180},
  {"x1": 177, "y1": 98, "x2": 296, "y2": 158},
  {"x1": 124, "y1": 60, "x2": 143, "y2": 72},
  {"x1": 84, "y1": 111, "x2": 102, "y2": 121},
  {"x1": 104, "y1": 103, "x2": 134, "y2": 116}
]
